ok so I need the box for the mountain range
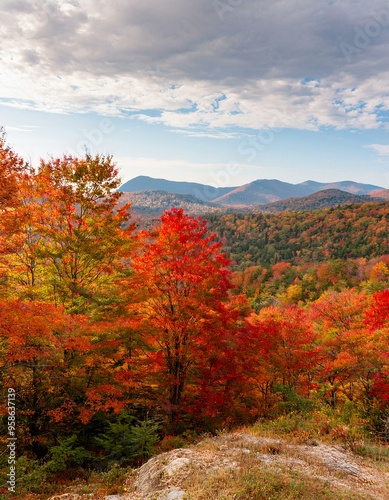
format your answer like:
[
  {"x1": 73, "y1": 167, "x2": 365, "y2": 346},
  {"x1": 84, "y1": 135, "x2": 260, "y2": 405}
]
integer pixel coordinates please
[{"x1": 119, "y1": 176, "x2": 388, "y2": 215}]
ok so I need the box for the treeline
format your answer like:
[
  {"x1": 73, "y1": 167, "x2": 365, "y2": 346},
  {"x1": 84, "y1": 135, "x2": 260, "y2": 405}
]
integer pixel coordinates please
[
  {"x1": 206, "y1": 204, "x2": 389, "y2": 268},
  {"x1": 255, "y1": 188, "x2": 379, "y2": 214}
]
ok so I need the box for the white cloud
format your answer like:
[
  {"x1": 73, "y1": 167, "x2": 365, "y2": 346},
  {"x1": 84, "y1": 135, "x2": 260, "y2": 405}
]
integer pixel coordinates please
[
  {"x1": 367, "y1": 144, "x2": 389, "y2": 155},
  {"x1": 1, "y1": 0, "x2": 389, "y2": 134},
  {"x1": 171, "y1": 129, "x2": 244, "y2": 139},
  {"x1": 6, "y1": 125, "x2": 42, "y2": 132}
]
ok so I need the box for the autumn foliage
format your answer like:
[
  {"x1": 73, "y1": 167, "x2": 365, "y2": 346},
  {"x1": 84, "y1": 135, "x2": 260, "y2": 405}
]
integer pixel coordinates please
[{"x1": 1, "y1": 133, "x2": 389, "y2": 488}]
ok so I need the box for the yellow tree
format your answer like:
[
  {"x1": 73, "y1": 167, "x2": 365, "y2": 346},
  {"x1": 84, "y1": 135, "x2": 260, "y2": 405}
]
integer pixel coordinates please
[
  {"x1": 35, "y1": 153, "x2": 135, "y2": 313},
  {"x1": 1, "y1": 150, "x2": 135, "y2": 313}
]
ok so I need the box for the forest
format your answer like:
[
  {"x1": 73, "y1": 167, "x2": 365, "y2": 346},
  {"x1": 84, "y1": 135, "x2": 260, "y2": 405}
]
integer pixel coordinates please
[
  {"x1": 1, "y1": 133, "x2": 389, "y2": 496},
  {"x1": 206, "y1": 205, "x2": 389, "y2": 268}
]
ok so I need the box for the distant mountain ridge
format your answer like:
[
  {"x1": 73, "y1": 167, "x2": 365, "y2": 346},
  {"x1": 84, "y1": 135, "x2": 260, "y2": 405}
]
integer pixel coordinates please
[
  {"x1": 212, "y1": 179, "x2": 311, "y2": 205},
  {"x1": 118, "y1": 188, "x2": 387, "y2": 218},
  {"x1": 120, "y1": 176, "x2": 384, "y2": 208},
  {"x1": 119, "y1": 190, "x2": 226, "y2": 217},
  {"x1": 370, "y1": 188, "x2": 389, "y2": 200},
  {"x1": 257, "y1": 189, "x2": 385, "y2": 213},
  {"x1": 211, "y1": 179, "x2": 383, "y2": 206},
  {"x1": 119, "y1": 176, "x2": 236, "y2": 202}
]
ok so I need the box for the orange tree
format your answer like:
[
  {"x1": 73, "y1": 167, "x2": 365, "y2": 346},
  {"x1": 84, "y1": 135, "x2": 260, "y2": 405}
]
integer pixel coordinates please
[
  {"x1": 247, "y1": 304, "x2": 319, "y2": 415},
  {"x1": 0, "y1": 143, "x2": 139, "y2": 461},
  {"x1": 0, "y1": 151, "x2": 135, "y2": 313},
  {"x1": 0, "y1": 298, "x2": 135, "y2": 462},
  {"x1": 0, "y1": 300, "x2": 92, "y2": 457},
  {"x1": 0, "y1": 130, "x2": 33, "y2": 260},
  {"x1": 362, "y1": 290, "x2": 389, "y2": 433},
  {"x1": 309, "y1": 289, "x2": 371, "y2": 408},
  {"x1": 0, "y1": 128, "x2": 27, "y2": 214}
]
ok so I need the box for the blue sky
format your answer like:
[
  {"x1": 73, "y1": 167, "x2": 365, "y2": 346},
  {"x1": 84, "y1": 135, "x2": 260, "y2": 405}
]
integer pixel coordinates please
[{"x1": 1, "y1": 0, "x2": 389, "y2": 188}]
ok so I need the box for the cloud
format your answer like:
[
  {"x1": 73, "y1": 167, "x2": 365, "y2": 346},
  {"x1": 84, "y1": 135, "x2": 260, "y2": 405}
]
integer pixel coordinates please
[
  {"x1": 367, "y1": 144, "x2": 389, "y2": 155},
  {"x1": 171, "y1": 129, "x2": 244, "y2": 139},
  {"x1": 6, "y1": 125, "x2": 42, "y2": 132},
  {"x1": 1, "y1": 0, "x2": 389, "y2": 133}
]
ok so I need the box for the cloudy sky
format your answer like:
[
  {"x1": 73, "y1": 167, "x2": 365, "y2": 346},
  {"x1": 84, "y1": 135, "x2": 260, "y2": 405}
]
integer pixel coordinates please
[{"x1": 1, "y1": 0, "x2": 389, "y2": 188}]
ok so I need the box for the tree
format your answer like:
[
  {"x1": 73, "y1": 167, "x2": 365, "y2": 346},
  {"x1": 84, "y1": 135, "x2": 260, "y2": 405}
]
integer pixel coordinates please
[
  {"x1": 129, "y1": 208, "x2": 242, "y2": 427},
  {"x1": 0, "y1": 129, "x2": 33, "y2": 260},
  {"x1": 362, "y1": 290, "x2": 389, "y2": 424},
  {"x1": 247, "y1": 304, "x2": 318, "y2": 414},
  {"x1": 0, "y1": 128, "x2": 27, "y2": 213},
  {"x1": 310, "y1": 289, "x2": 370, "y2": 407},
  {"x1": 0, "y1": 297, "x2": 137, "y2": 458},
  {"x1": 1, "y1": 152, "x2": 135, "y2": 313},
  {"x1": 0, "y1": 299, "x2": 89, "y2": 456},
  {"x1": 0, "y1": 171, "x2": 49, "y2": 300},
  {"x1": 364, "y1": 289, "x2": 389, "y2": 331}
]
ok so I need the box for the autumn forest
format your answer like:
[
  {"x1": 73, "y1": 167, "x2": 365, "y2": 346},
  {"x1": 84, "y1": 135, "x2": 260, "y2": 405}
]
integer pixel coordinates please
[{"x1": 1, "y1": 132, "x2": 389, "y2": 494}]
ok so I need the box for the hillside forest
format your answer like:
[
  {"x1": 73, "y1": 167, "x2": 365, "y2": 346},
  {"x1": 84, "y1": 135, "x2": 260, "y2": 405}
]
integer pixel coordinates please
[{"x1": 1, "y1": 133, "x2": 389, "y2": 494}]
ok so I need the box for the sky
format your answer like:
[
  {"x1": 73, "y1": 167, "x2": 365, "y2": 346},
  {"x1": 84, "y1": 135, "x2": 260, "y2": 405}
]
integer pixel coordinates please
[{"x1": 1, "y1": 0, "x2": 389, "y2": 188}]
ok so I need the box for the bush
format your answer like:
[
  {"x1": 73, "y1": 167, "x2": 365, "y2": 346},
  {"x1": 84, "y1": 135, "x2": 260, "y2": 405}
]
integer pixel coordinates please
[
  {"x1": 273, "y1": 384, "x2": 317, "y2": 415},
  {"x1": 12, "y1": 456, "x2": 51, "y2": 494},
  {"x1": 45, "y1": 434, "x2": 92, "y2": 473},
  {"x1": 94, "y1": 412, "x2": 159, "y2": 464}
]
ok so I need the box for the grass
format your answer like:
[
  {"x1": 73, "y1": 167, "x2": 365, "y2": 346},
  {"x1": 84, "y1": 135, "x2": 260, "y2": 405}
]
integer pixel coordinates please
[
  {"x1": 183, "y1": 463, "x2": 368, "y2": 500},
  {"x1": 245, "y1": 409, "x2": 373, "y2": 444},
  {"x1": 352, "y1": 441, "x2": 389, "y2": 463}
]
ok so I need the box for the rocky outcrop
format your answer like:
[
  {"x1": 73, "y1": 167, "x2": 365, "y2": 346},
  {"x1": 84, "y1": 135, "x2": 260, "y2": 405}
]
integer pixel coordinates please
[{"x1": 50, "y1": 432, "x2": 389, "y2": 499}]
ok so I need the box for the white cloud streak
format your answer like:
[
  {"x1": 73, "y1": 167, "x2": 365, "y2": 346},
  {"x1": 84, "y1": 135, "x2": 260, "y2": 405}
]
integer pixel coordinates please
[{"x1": 367, "y1": 144, "x2": 389, "y2": 155}]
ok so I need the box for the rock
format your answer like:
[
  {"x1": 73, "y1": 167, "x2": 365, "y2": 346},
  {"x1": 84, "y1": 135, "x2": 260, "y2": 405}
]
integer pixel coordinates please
[
  {"x1": 49, "y1": 495, "x2": 83, "y2": 500},
  {"x1": 105, "y1": 496, "x2": 131, "y2": 500},
  {"x1": 164, "y1": 457, "x2": 191, "y2": 476},
  {"x1": 52, "y1": 432, "x2": 389, "y2": 499},
  {"x1": 134, "y1": 449, "x2": 195, "y2": 499},
  {"x1": 157, "y1": 487, "x2": 185, "y2": 500}
]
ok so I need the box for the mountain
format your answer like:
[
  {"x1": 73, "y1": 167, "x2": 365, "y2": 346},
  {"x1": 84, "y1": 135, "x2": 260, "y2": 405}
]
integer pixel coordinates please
[
  {"x1": 119, "y1": 175, "x2": 236, "y2": 202},
  {"x1": 212, "y1": 179, "x2": 313, "y2": 206},
  {"x1": 118, "y1": 190, "x2": 226, "y2": 217},
  {"x1": 213, "y1": 179, "x2": 384, "y2": 206},
  {"x1": 298, "y1": 180, "x2": 383, "y2": 196},
  {"x1": 370, "y1": 188, "x2": 389, "y2": 200},
  {"x1": 256, "y1": 189, "x2": 385, "y2": 213},
  {"x1": 120, "y1": 176, "x2": 384, "y2": 209}
]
